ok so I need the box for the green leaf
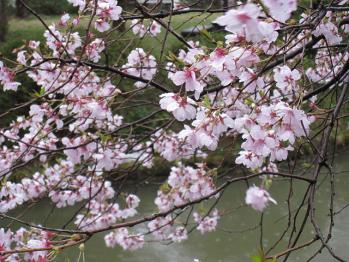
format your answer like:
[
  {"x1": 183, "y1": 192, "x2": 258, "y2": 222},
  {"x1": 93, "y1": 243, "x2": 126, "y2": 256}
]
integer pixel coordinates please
[
  {"x1": 202, "y1": 95, "x2": 211, "y2": 109},
  {"x1": 251, "y1": 255, "x2": 263, "y2": 262},
  {"x1": 160, "y1": 182, "x2": 170, "y2": 193},
  {"x1": 216, "y1": 41, "x2": 224, "y2": 48},
  {"x1": 100, "y1": 133, "x2": 112, "y2": 144},
  {"x1": 166, "y1": 51, "x2": 177, "y2": 62},
  {"x1": 32, "y1": 87, "x2": 46, "y2": 97},
  {"x1": 166, "y1": 51, "x2": 185, "y2": 67},
  {"x1": 244, "y1": 97, "x2": 254, "y2": 106},
  {"x1": 252, "y1": 254, "x2": 278, "y2": 262},
  {"x1": 302, "y1": 162, "x2": 312, "y2": 168},
  {"x1": 263, "y1": 177, "x2": 273, "y2": 190},
  {"x1": 208, "y1": 168, "x2": 218, "y2": 177},
  {"x1": 252, "y1": 250, "x2": 278, "y2": 262},
  {"x1": 39, "y1": 86, "x2": 45, "y2": 96},
  {"x1": 200, "y1": 28, "x2": 215, "y2": 42}
]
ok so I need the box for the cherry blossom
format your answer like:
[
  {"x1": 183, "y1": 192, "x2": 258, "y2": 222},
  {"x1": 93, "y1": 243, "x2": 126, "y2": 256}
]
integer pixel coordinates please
[
  {"x1": 159, "y1": 93, "x2": 196, "y2": 121},
  {"x1": 235, "y1": 151, "x2": 264, "y2": 169},
  {"x1": 245, "y1": 185, "x2": 277, "y2": 212},
  {"x1": 262, "y1": 0, "x2": 297, "y2": 22},
  {"x1": 67, "y1": 0, "x2": 85, "y2": 11},
  {"x1": 86, "y1": 39, "x2": 105, "y2": 62},
  {"x1": 214, "y1": 3, "x2": 265, "y2": 43},
  {"x1": 94, "y1": 0, "x2": 122, "y2": 32},
  {"x1": 0, "y1": 0, "x2": 347, "y2": 258},
  {"x1": 273, "y1": 65, "x2": 301, "y2": 97},
  {"x1": 0, "y1": 228, "x2": 12, "y2": 252},
  {"x1": 168, "y1": 226, "x2": 188, "y2": 243},
  {"x1": 306, "y1": 50, "x2": 349, "y2": 85},
  {"x1": 193, "y1": 209, "x2": 220, "y2": 234},
  {"x1": 95, "y1": 18, "x2": 111, "y2": 32},
  {"x1": 313, "y1": 21, "x2": 342, "y2": 45},
  {"x1": 122, "y1": 48, "x2": 157, "y2": 87},
  {"x1": 131, "y1": 19, "x2": 147, "y2": 37},
  {"x1": 239, "y1": 68, "x2": 265, "y2": 93},
  {"x1": 241, "y1": 125, "x2": 277, "y2": 157},
  {"x1": 152, "y1": 130, "x2": 205, "y2": 161},
  {"x1": 171, "y1": 68, "x2": 203, "y2": 99},
  {"x1": 105, "y1": 228, "x2": 144, "y2": 251},
  {"x1": 23, "y1": 240, "x2": 49, "y2": 261},
  {"x1": 59, "y1": 13, "x2": 70, "y2": 27},
  {"x1": 154, "y1": 164, "x2": 216, "y2": 212},
  {"x1": 0, "y1": 61, "x2": 21, "y2": 91},
  {"x1": 149, "y1": 21, "x2": 161, "y2": 36}
]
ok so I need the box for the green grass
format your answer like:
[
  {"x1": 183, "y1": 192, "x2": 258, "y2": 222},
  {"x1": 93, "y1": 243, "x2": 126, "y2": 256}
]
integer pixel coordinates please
[
  {"x1": 0, "y1": 13, "x2": 230, "y2": 180},
  {"x1": 0, "y1": 13, "x2": 223, "y2": 125},
  {"x1": 0, "y1": 16, "x2": 60, "y2": 59},
  {"x1": 0, "y1": 12, "x2": 221, "y2": 58}
]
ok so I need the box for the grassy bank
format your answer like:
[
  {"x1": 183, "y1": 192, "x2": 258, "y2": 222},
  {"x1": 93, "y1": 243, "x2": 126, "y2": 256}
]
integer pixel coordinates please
[{"x1": 0, "y1": 13, "x2": 222, "y2": 124}]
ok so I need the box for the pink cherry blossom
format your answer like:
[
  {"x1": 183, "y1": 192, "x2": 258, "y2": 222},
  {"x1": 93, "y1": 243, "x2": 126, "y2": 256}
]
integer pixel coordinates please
[
  {"x1": 0, "y1": 61, "x2": 21, "y2": 91},
  {"x1": 242, "y1": 125, "x2": 276, "y2": 157},
  {"x1": 17, "y1": 51, "x2": 27, "y2": 65},
  {"x1": 86, "y1": 39, "x2": 105, "y2": 62},
  {"x1": 273, "y1": 65, "x2": 301, "y2": 97},
  {"x1": 214, "y1": 4, "x2": 265, "y2": 43},
  {"x1": 126, "y1": 194, "x2": 140, "y2": 209},
  {"x1": 122, "y1": 48, "x2": 157, "y2": 87},
  {"x1": 159, "y1": 93, "x2": 196, "y2": 121},
  {"x1": 105, "y1": 228, "x2": 144, "y2": 251},
  {"x1": 67, "y1": 0, "x2": 86, "y2": 11},
  {"x1": 97, "y1": 0, "x2": 122, "y2": 21},
  {"x1": 149, "y1": 21, "x2": 161, "y2": 36},
  {"x1": 171, "y1": 68, "x2": 203, "y2": 98},
  {"x1": 245, "y1": 185, "x2": 277, "y2": 212},
  {"x1": 23, "y1": 239, "x2": 49, "y2": 261},
  {"x1": 235, "y1": 151, "x2": 264, "y2": 169},
  {"x1": 95, "y1": 18, "x2": 111, "y2": 32},
  {"x1": 209, "y1": 48, "x2": 226, "y2": 70},
  {"x1": 193, "y1": 209, "x2": 220, "y2": 234},
  {"x1": 239, "y1": 68, "x2": 265, "y2": 93},
  {"x1": 58, "y1": 13, "x2": 70, "y2": 27},
  {"x1": 131, "y1": 19, "x2": 147, "y2": 37},
  {"x1": 154, "y1": 165, "x2": 216, "y2": 212},
  {"x1": 0, "y1": 0, "x2": 343, "y2": 257},
  {"x1": 262, "y1": 0, "x2": 297, "y2": 22},
  {"x1": 168, "y1": 226, "x2": 188, "y2": 243},
  {"x1": 313, "y1": 21, "x2": 342, "y2": 45},
  {"x1": 0, "y1": 228, "x2": 12, "y2": 252}
]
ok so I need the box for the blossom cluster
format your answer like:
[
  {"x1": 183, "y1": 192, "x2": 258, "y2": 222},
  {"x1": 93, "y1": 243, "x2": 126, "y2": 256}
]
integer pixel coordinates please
[
  {"x1": 154, "y1": 164, "x2": 216, "y2": 212},
  {"x1": 0, "y1": 228, "x2": 53, "y2": 262},
  {"x1": 131, "y1": 19, "x2": 161, "y2": 37},
  {"x1": 0, "y1": 0, "x2": 347, "y2": 258},
  {"x1": 122, "y1": 48, "x2": 157, "y2": 87},
  {"x1": 0, "y1": 61, "x2": 20, "y2": 91},
  {"x1": 67, "y1": 0, "x2": 122, "y2": 32}
]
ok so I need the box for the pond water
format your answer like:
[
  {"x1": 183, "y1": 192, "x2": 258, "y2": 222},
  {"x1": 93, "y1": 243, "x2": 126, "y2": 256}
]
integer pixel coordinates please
[{"x1": 3, "y1": 152, "x2": 349, "y2": 262}]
